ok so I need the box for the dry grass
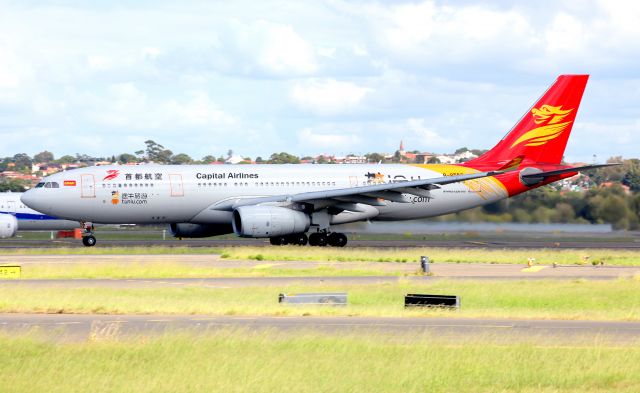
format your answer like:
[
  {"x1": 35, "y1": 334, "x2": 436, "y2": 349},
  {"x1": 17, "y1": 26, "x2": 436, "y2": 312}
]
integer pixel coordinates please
[
  {"x1": 2, "y1": 279, "x2": 640, "y2": 320},
  {"x1": 1, "y1": 330, "x2": 640, "y2": 392}
]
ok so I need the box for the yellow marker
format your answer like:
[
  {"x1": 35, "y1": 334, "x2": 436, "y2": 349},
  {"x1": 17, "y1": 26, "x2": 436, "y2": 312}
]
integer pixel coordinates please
[
  {"x1": 0, "y1": 265, "x2": 21, "y2": 279},
  {"x1": 521, "y1": 266, "x2": 546, "y2": 273}
]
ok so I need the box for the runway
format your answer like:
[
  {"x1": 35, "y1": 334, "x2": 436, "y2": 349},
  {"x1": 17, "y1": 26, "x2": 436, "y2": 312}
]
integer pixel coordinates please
[
  {"x1": 3, "y1": 237, "x2": 640, "y2": 249},
  {"x1": 1, "y1": 313, "x2": 639, "y2": 343}
]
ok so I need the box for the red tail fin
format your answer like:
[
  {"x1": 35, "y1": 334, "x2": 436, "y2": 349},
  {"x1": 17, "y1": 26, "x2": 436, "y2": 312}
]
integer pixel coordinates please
[{"x1": 466, "y1": 75, "x2": 589, "y2": 169}]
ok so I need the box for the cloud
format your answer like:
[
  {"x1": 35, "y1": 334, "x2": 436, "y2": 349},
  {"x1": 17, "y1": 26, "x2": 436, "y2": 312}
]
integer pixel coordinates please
[
  {"x1": 87, "y1": 84, "x2": 236, "y2": 129},
  {"x1": 290, "y1": 78, "x2": 373, "y2": 116},
  {"x1": 213, "y1": 20, "x2": 317, "y2": 77},
  {"x1": 405, "y1": 118, "x2": 452, "y2": 149},
  {"x1": 298, "y1": 127, "x2": 362, "y2": 150}
]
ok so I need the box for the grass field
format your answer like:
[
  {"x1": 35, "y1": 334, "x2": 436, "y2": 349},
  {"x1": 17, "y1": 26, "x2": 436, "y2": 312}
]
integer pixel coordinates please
[
  {"x1": 2, "y1": 279, "x2": 639, "y2": 320},
  {"x1": 11, "y1": 261, "x2": 398, "y2": 279},
  {"x1": 2, "y1": 245, "x2": 640, "y2": 266},
  {"x1": 220, "y1": 246, "x2": 640, "y2": 265},
  {"x1": 2, "y1": 331, "x2": 639, "y2": 393}
]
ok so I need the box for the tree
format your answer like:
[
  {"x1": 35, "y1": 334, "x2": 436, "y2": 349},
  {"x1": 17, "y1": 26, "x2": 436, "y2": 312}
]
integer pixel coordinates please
[
  {"x1": 366, "y1": 153, "x2": 384, "y2": 163},
  {"x1": 201, "y1": 155, "x2": 216, "y2": 163},
  {"x1": 427, "y1": 156, "x2": 440, "y2": 164},
  {"x1": 268, "y1": 152, "x2": 300, "y2": 164},
  {"x1": 454, "y1": 147, "x2": 469, "y2": 155},
  {"x1": 171, "y1": 153, "x2": 193, "y2": 165},
  {"x1": 255, "y1": 156, "x2": 264, "y2": 163},
  {"x1": 118, "y1": 153, "x2": 138, "y2": 164},
  {"x1": 56, "y1": 155, "x2": 76, "y2": 164},
  {"x1": 144, "y1": 140, "x2": 172, "y2": 163},
  {"x1": 33, "y1": 151, "x2": 54, "y2": 163},
  {"x1": 227, "y1": 149, "x2": 233, "y2": 158},
  {"x1": 622, "y1": 170, "x2": 640, "y2": 192},
  {"x1": 12, "y1": 153, "x2": 32, "y2": 171},
  {"x1": 0, "y1": 178, "x2": 28, "y2": 192}
]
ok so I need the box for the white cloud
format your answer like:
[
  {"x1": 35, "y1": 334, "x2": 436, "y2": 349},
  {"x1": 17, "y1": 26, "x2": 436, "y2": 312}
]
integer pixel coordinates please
[
  {"x1": 290, "y1": 78, "x2": 373, "y2": 116},
  {"x1": 298, "y1": 127, "x2": 362, "y2": 150},
  {"x1": 88, "y1": 84, "x2": 236, "y2": 129},
  {"x1": 222, "y1": 20, "x2": 317, "y2": 77},
  {"x1": 405, "y1": 118, "x2": 452, "y2": 149}
]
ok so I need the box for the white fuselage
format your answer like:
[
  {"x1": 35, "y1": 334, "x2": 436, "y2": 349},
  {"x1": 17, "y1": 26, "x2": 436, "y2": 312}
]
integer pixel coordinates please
[
  {"x1": 0, "y1": 192, "x2": 79, "y2": 230},
  {"x1": 21, "y1": 164, "x2": 508, "y2": 226}
]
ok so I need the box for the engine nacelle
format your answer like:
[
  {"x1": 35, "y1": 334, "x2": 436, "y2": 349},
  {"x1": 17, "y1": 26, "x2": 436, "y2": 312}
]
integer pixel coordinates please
[
  {"x1": 233, "y1": 206, "x2": 310, "y2": 238},
  {"x1": 169, "y1": 223, "x2": 233, "y2": 238},
  {"x1": 0, "y1": 214, "x2": 18, "y2": 239}
]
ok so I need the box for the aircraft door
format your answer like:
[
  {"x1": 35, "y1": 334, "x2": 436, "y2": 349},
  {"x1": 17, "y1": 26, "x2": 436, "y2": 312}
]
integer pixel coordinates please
[
  {"x1": 169, "y1": 174, "x2": 184, "y2": 197},
  {"x1": 81, "y1": 174, "x2": 95, "y2": 198},
  {"x1": 6, "y1": 200, "x2": 16, "y2": 215}
]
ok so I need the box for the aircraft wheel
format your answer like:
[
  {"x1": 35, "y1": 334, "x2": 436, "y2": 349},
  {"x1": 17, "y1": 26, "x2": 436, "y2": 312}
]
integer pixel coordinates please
[
  {"x1": 290, "y1": 233, "x2": 308, "y2": 246},
  {"x1": 328, "y1": 233, "x2": 348, "y2": 247},
  {"x1": 269, "y1": 236, "x2": 288, "y2": 246},
  {"x1": 82, "y1": 235, "x2": 97, "y2": 247},
  {"x1": 309, "y1": 232, "x2": 327, "y2": 246}
]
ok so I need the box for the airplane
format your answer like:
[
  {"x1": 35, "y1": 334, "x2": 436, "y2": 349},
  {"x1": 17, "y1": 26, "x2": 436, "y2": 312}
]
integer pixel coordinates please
[
  {"x1": 0, "y1": 192, "x2": 79, "y2": 238},
  {"x1": 21, "y1": 74, "x2": 614, "y2": 247}
]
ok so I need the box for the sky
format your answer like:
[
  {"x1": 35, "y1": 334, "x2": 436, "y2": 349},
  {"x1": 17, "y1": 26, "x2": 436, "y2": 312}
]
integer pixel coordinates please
[{"x1": 0, "y1": 0, "x2": 639, "y2": 163}]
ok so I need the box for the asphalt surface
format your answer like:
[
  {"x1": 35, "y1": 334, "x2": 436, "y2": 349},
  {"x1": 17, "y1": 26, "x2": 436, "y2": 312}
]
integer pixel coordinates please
[
  {"x1": 3, "y1": 237, "x2": 640, "y2": 249},
  {"x1": 1, "y1": 313, "x2": 639, "y2": 344}
]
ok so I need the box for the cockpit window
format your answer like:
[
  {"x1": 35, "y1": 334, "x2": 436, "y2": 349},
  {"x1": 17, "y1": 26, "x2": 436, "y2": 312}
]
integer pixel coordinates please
[
  {"x1": 44, "y1": 182, "x2": 52, "y2": 188},
  {"x1": 35, "y1": 182, "x2": 45, "y2": 188},
  {"x1": 51, "y1": 182, "x2": 59, "y2": 188}
]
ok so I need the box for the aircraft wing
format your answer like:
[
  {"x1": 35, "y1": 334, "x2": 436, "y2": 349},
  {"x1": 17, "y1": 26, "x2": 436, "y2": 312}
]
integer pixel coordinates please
[{"x1": 211, "y1": 169, "x2": 506, "y2": 211}]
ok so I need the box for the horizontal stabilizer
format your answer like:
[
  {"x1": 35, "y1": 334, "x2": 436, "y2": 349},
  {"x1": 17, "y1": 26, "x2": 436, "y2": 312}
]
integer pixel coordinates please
[{"x1": 520, "y1": 163, "x2": 620, "y2": 186}]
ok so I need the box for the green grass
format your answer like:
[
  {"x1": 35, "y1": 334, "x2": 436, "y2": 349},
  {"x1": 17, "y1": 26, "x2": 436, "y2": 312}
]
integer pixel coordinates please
[
  {"x1": 1, "y1": 245, "x2": 639, "y2": 266},
  {"x1": 13, "y1": 261, "x2": 395, "y2": 279},
  {"x1": 3, "y1": 279, "x2": 640, "y2": 320},
  {"x1": 220, "y1": 246, "x2": 640, "y2": 265},
  {"x1": 1, "y1": 331, "x2": 640, "y2": 393}
]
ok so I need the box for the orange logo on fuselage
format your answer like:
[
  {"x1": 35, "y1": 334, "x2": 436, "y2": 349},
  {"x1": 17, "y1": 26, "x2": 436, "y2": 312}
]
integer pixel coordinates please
[
  {"x1": 511, "y1": 105, "x2": 574, "y2": 148},
  {"x1": 111, "y1": 191, "x2": 119, "y2": 205}
]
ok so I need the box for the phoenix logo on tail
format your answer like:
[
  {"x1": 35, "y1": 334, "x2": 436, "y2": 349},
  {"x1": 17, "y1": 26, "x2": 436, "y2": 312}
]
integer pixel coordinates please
[{"x1": 511, "y1": 105, "x2": 574, "y2": 148}]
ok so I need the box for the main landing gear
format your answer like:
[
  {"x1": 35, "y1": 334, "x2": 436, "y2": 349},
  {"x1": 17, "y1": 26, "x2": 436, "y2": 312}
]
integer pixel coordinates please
[
  {"x1": 269, "y1": 232, "x2": 347, "y2": 247},
  {"x1": 80, "y1": 222, "x2": 97, "y2": 247}
]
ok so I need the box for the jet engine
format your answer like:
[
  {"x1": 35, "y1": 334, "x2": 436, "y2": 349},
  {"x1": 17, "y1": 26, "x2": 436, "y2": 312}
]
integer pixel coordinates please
[
  {"x1": 0, "y1": 214, "x2": 18, "y2": 239},
  {"x1": 232, "y1": 206, "x2": 310, "y2": 238},
  {"x1": 169, "y1": 223, "x2": 233, "y2": 238}
]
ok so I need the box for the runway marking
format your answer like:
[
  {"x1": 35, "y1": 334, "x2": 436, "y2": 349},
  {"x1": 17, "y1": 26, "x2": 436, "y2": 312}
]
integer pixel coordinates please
[
  {"x1": 521, "y1": 266, "x2": 547, "y2": 272},
  {"x1": 252, "y1": 263, "x2": 282, "y2": 269},
  {"x1": 146, "y1": 319, "x2": 172, "y2": 323},
  {"x1": 54, "y1": 322, "x2": 81, "y2": 325}
]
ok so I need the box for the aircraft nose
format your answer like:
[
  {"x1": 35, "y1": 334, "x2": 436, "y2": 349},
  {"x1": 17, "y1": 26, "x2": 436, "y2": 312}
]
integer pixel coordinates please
[{"x1": 21, "y1": 189, "x2": 48, "y2": 212}]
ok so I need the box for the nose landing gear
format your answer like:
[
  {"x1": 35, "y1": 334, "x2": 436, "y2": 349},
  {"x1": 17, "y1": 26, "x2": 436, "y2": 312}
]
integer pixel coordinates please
[{"x1": 80, "y1": 222, "x2": 97, "y2": 247}]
